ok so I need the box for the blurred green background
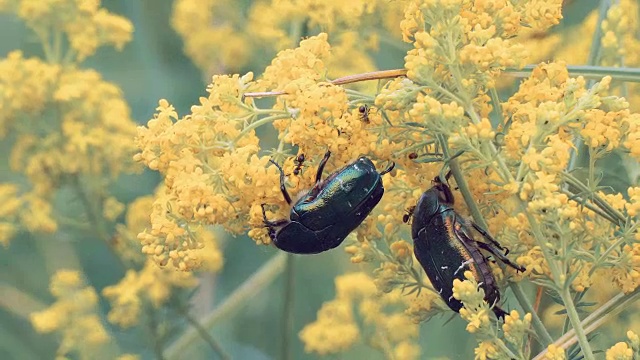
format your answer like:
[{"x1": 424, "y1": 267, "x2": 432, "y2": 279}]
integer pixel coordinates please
[{"x1": 0, "y1": 1, "x2": 608, "y2": 359}]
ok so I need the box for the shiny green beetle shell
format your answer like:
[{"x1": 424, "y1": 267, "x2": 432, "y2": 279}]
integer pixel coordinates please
[{"x1": 262, "y1": 151, "x2": 394, "y2": 254}]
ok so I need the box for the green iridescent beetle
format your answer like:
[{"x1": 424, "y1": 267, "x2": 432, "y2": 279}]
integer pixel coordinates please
[{"x1": 262, "y1": 150, "x2": 394, "y2": 254}]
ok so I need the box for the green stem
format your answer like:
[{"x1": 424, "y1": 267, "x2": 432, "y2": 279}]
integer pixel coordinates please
[
  {"x1": 52, "y1": 29, "x2": 62, "y2": 63},
  {"x1": 495, "y1": 338, "x2": 519, "y2": 360},
  {"x1": 164, "y1": 253, "x2": 287, "y2": 359},
  {"x1": 72, "y1": 175, "x2": 110, "y2": 243},
  {"x1": 532, "y1": 287, "x2": 640, "y2": 360},
  {"x1": 0, "y1": 283, "x2": 46, "y2": 319},
  {"x1": 559, "y1": 287, "x2": 595, "y2": 360},
  {"x1": 438, "y1": 135, "x2": 487, "y2": 228},
  {"x1": 592, "y1": 224, "x2": 639, "y2": 275},
  {"x1": 233, "y1": 114, "x2": 291, "y2": 143},
  {"x1": 561, "y1": 190, "x2": 620, "y2": 226},
  {"x1": 182, "y1": 310, "x2": 231, "y2": 360},
  {"x1": 561, "y1": 172, "x2": 627, "y2": 226},
  {"x1": 510, "y1": 284, "x2": 553, "y2": 347},
  {"x1": 281, "y1": 254, "x2": 295, "y2": 360},
  {"x1": 34, "y1": 28, "x2": 54, "y2": 63},
  {"x1": 503, "y1": 65, "x2": 640, "y2": 83},
  {"x1": 438, "y1": 136, "x2": 553, "y2": 346},
  {"x1": 148, "y1": 308, "x2": 167, "y2": 360},
  {"x1": 586, "y1": 0, "x2": 610, "y2": 67},
  {"x1": 489, "y1": 87, "x2": 504, "y2": 127}
]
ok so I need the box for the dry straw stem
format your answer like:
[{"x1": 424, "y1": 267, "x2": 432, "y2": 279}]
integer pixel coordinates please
[
  {"x1": 532, "y1": 287, "x2": 640, "y2": 360},
  {"x1": 243, "y1": 69, "x2": 408, "y2": 98},
  {"x1": 164, "y1": 253, "x2": 287, "y2": 359}
]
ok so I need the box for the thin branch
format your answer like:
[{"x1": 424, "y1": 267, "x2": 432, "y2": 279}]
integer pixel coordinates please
[{"x1": 164, "y1": 253, "x2": 287, "y2": 359}]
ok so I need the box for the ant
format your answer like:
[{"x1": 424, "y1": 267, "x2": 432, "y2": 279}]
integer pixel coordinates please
[
  {"x1": 293, "y1": 154, "x2": 305, "y2": 175},
  {"x1": 358, "y1": 105, "x2": 370, "y2": 123},
  {"x1": 402, "y1": 206, "x2": 416, "y2": 224}
]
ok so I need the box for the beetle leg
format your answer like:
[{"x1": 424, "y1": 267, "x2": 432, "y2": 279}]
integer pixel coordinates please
[
  {"x1": 469, "y1": 222, "x2": 508, "y2": 252},
  {"x1": 491, "y1": 304, "x2": 509, "y2": 320},
  {"x1": 472, "y1": 240, "x2": 526, "y2": 272},
  {"x1": 260, "y1": 204, "x2": 289, "y2": 227},
  {"x1": 314, "y1": 150, "x2": 332, "y2": 183},
  {"x1": 269, "y1": 159, "x2": 292, "y2": 205}
]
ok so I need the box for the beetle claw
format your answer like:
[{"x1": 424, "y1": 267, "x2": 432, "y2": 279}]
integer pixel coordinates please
[
  {"x1": 492, "y1": 305, "x2": 509, "y2": 320},
  {"x1": 379, "y1": 161, "x2": 395, "y2": 175}
]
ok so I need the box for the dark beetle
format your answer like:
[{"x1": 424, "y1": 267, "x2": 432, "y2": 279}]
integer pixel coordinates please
[
  {"x1": 407, "y1": 174, "x2": 525, "y2": 318},
  {"x1": 262, "y1": 150, "x2": 394, "y2": 254}
]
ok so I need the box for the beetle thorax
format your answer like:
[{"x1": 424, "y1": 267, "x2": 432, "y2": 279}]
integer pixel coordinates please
[{"x1": 415, "y1": 188, "x2": 452, "y2": 221}]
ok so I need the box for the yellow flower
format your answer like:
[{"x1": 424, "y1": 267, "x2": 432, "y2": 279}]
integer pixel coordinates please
[
  {"x1": 474, "y1": 341, "x2": 499, "y2": 360},
  {"x1": 390, "y1": 240, "x2": 413, "y2": 262},
  {"x1": 0, "y1": 183, "x2": 23, "y2": 246},
  {"x1": 626, "y1": 187, "x2": 640, "y2": 217},
  {"x1": 30, "y1": 270, "x2": 112, "y2": 359},
  {"x1": 299, "y1": 299, "x2": 359, "y2": 355},
  {"x1": 103, "y1": 260, "x2": 198, "y2": 328},
  {"x1": 301, "y1": 273, "x2": 420, "y2": 358},
  {"x1": 117, "y1": 355, "x2": 140, "y2": 360},
  {"x1": 628, "y1": 330, "x2": 640, "y2": 351},
  {"x1": 405, "y1": 291, "x2": 440, "y2": 323},
  {"x1": 542, "y1": 344, "x2": 566, "y2": 360},
  {"x1": 502, "y1": 310, "x2": 531, "y2": 347},
  {"x1": 519, "y1": 0, "x2": 563, "y2": 30},
  {"x1": 606, "y1": 342, "x2": 633, "y2": 360},
  {"x1": 2, "y1": 0, "x2": 132, "y2": 63},
  {"x1": 394, "y1": 340, "x2": 421, "y2": 360},
  {"x1": 103, "y1": 196, "x2": 125, "y2": 221}
]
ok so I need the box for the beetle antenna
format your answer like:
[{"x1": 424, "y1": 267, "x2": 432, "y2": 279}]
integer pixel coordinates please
[
  {"x1": 379, "y1": 161, "x2": 395, "y2": 175},
  {"x1": 314, "y1": 150, "x2": 331, "y2": 183},
  {"x1": 269, "y1": 159, "x2": 292, "y2": 205}
]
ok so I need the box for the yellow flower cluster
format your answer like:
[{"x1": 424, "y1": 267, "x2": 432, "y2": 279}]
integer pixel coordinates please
[
  {"x1": 0, "y1": 184, "x2": 24, "y2": 246},
  {"x1": 171, "y1": 0, "x2": 401, "y2": 78},
  {"x1": 0, "y1": 52, "x2": 138, "y2": 245},
  {"x1": 452, "y1": 272, "x2": 492, "y2": 334},
  {"x1": 606, "y1": 339, "x2": 635, "y2": 360},
  {"x1": 115, "y1": 194, "x2": 224, "y2": 272},
  {"x1": 171, "y1": 0, "x2": 249, "y2": 74},
  {"x1": 133, "y1": 1, "x2": 640, "y2": 358},
  {"x1": 542, "y1": 344, "x2": 566, "y2": 360},
  {"x1": 299, "y1": 272, "x2": 420, "y2": 359},
  {"x1": 402, "y1": 0, "x2": 556, "y2": 89},
  {"x1": 493, "y1": 62, "x2": 640, "y2": 295},
  {"x1": 0, "y1": 0, "x2": 132, "y2": 62},
  {"x1": 135, "y1": 33, "x2": 431, "y2": 270},
  {"x1": 0, "y1": 0, "x2": 138, "y2": 247},
  {"x1": 453, "y1": 272, "x2": 532, "y2": 359},
  {"x1": 30, "y1": 270, "x2": 111, "y2": 359},
  {"x1": 102, "y1": 260, "x2": 198, "y2": 328},
  {"x1": 135, "y1": 82, "x2": 275, "y2": 269},
  {"x1": 600, "y1": 0, "x2": 640, "y2": 67}
]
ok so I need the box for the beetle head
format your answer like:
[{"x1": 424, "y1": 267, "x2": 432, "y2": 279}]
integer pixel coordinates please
[{"x1": 413, "y1": 176, "x2": 455, "y2": 221}]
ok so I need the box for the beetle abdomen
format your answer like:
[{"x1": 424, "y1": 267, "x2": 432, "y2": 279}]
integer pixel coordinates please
[
  {"x1": 317, "y1": 177, "x2": 385, "y2": 243},
  {"x1": 412, "y1": 211, "x2": 500, "y2": 312}
]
